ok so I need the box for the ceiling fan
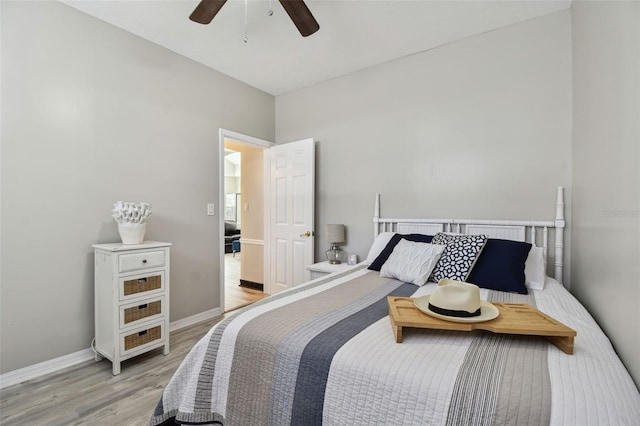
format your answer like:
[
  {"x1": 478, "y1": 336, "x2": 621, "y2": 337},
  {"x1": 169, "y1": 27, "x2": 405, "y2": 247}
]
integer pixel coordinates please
[{"x1": 189, "y1": 0, "x2": 320, "y2": 37}]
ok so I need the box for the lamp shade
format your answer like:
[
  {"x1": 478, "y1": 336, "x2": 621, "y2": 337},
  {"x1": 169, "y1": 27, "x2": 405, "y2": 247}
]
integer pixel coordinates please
[{"x1": 325, "y1": 224, "x2": 345, "y2": 244}]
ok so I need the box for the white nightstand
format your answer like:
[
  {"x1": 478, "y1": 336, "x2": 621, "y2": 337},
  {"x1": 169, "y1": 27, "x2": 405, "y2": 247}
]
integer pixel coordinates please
[
  {"x1": 93, "y1": 241, "x2": 171, "y2": 375},
  {"x1": 306, "y1": 261, "x2": 355, "y2": 280}
]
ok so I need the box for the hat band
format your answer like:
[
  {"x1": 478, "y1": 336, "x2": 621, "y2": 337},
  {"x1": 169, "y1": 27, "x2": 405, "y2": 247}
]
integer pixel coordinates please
[{"x1": 428, "y1": 303, "x2": 481, "y2": 318}]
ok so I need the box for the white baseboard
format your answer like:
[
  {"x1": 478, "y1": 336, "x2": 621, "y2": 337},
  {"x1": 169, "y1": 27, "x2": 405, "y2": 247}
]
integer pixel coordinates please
[
  {"x1": 169, "y1": 307, "x2": 223, "y2": 332},
  {"x1": 0, "y1": 306, "x2": 224, "y2": 389},
  {"x1": 0, "y1": 348, "x2": 95, "y2": 389}
]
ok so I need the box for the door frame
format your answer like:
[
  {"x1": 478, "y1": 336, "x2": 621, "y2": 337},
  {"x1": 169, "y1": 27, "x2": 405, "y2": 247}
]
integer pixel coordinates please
[{"x1": 218, "y1": 129, "x2": 274, "y2": 311}]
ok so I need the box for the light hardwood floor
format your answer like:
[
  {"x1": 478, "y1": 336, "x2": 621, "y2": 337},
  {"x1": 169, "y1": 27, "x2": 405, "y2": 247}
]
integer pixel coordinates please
[
  {"x1": 0, "y1": 256, "x2": 267, "y2": 425},
  {"x1": 0, "y1": 316, "x2": 223, "y2": 425},
  {"x1": 224, "y1": 253, "x2": 268, "y2": 312}
]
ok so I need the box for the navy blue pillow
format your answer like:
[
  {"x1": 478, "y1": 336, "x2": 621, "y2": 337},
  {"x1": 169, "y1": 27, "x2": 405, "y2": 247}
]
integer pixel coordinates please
[
  {"x1": 368, "y1": 233, "x2": 434, "y2": 271},
  {"x1": 467, "y1": 239, "x2": 532, "y2": 294}
]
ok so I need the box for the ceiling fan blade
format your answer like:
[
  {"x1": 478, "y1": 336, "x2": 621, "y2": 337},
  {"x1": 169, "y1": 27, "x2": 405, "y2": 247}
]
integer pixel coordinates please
[
  {"x1": 190, "y1": 0, "x2": 228, "y2": 25},
  {"x1": 278, "y1": 0, "x2": 320, "y2": 37}
]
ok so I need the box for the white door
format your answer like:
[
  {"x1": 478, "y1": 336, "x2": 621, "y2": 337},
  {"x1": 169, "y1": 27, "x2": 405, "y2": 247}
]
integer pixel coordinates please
[{"x1": 268, "y1": 138, "x2": 315, "y2": 294}]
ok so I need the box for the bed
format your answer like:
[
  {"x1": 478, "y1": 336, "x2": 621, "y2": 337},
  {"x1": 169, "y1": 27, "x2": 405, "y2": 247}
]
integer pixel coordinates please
[{"x1": 151, "y1": 188, "x2": 640, "y2": 426}]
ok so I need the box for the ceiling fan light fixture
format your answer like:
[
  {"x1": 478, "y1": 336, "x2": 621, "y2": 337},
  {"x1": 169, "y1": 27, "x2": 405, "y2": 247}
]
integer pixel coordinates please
[
  {"x1": 278, "y1": 0, "x2": 320, "y2": 37},
  {"x1": 189, "y1": 0, "x2": 227, "y2": 25},
  {"x1": 189, "y1": 0, "x2": 319, "y2": 37}
]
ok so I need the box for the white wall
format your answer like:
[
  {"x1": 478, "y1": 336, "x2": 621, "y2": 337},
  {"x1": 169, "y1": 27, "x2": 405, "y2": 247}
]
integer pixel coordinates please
[
  {"x1": 0, "y1": 1, "x2": 274, "y2": 373},
  {"x1": 224, "y1": 159, "x2": 240, "y2": 196},
  {"x1": 276, "y1": 11, "x2": 572, "y2": 272},
  {"x1": 571, "y1": 0, "x2": 640, "y2": 387}
]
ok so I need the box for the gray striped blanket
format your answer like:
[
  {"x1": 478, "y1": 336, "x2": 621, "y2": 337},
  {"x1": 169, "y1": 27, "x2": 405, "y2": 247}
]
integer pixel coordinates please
[{"x1": 150, "y1": 267, "x2": 640, "y2": 425}]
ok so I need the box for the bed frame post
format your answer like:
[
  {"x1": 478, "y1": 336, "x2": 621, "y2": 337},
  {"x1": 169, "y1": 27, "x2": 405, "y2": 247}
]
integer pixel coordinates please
[
  {"x1": 554, "y1": 187, "x2": 565, "y2": 283},
  {"x1": 374, "y1": 193, "x2": 381, "y2": 238}
]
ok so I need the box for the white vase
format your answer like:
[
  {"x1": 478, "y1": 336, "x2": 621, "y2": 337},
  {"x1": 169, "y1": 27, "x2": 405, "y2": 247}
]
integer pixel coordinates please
[{"x1": 118, "y1": 222, "x2": 146, "y2": 245}]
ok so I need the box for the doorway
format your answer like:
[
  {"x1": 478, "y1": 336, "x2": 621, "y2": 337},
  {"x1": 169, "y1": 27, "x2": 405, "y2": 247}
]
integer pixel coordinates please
[{"x1": 219, "y1": 130, "x2": 273, "y2": 312}]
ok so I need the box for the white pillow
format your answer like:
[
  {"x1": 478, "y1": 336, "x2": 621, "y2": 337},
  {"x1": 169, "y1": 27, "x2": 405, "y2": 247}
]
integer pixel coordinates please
[
  {"x1": 525, "y1": 246, "x2": 546, "y2": 290},
  {"x1": 364, "y1": 232, "x2": 396, "y2": 265},
  {"x1": 380, "y1": 240, "x2": 446, "y2": 286}
]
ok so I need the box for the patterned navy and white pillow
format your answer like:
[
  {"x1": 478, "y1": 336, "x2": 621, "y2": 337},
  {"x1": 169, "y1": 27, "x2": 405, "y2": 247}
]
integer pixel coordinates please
[{"x1": 429, "y1": 233, "x2": 488, "y2": 282}]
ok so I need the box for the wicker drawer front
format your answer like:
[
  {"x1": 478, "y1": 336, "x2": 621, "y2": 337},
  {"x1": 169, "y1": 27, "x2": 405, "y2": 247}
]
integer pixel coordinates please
[
  {"x1": 123, "y1": 274, "x2": 162, "y2": 295},
  {"x1": 119, "y1": 272, "x2": 164, "y2": 301},
  {"x1": 120, "y1": 322, "x2": 164, "y2": 356},
  {"x1": 120, "y1": 297, "x2": 164, "y2": 328},
  {"x1": 119, "y1": 250, "x2": 165, "y2": 273}
]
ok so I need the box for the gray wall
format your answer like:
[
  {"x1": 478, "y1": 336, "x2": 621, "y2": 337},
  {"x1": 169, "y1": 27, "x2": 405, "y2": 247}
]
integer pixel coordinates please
[
  {"x1": 276, "y1": 11, "x2": 572, "y2": 273},
  {"x1": 571, "y1": 0, "x2": 640, "y2": 387},
  {"x1": 0, "y1": 1, "x2": 274, "y2": 373}
]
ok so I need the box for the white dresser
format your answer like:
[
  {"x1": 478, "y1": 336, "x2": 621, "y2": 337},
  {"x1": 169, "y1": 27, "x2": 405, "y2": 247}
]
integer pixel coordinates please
[{"x1": 93, "y1": 241, "x2": 171, "y2": 375}]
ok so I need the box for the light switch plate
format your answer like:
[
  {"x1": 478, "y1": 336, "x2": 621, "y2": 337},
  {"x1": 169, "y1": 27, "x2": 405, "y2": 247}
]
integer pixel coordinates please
[{"x1": 207, "y1": 203, "x2": 215, "y2": 216}]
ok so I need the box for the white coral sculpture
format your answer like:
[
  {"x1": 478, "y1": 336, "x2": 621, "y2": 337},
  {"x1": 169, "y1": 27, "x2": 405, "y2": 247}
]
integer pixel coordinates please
[{"x1": 112, "y1": 201, "x2": 152, "y2": 224}]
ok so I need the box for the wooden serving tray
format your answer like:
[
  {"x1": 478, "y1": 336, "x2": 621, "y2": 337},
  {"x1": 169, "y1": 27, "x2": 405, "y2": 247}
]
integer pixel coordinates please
[{"x1": 388, "y1": 297, "x2": 576, "y2": 354}]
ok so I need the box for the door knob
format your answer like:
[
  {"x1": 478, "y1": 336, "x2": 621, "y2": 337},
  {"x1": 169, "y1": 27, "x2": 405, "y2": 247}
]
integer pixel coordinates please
[{"x1": 300, "y1": 231, "x2": 312, "y2": 237}]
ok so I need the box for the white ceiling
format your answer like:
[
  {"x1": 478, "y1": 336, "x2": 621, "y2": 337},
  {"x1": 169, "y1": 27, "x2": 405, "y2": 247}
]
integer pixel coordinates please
[{"x1": 61, "y1": 0, "x2": 571, "y2": 96}]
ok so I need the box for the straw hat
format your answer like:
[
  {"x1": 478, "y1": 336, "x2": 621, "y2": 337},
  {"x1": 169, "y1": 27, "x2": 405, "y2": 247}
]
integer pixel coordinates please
[{"x1": 414, "y1": 279, "x2": 499, "y2": 323}]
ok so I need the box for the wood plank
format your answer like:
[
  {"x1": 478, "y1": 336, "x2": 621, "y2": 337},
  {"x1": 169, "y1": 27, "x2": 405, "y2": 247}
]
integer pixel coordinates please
[{"x1": 0, "y1": 316, "x2": 224, "y2": 425}]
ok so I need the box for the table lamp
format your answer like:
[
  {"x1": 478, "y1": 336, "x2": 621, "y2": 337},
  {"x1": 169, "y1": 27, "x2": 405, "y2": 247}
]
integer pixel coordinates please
[{"x1": 325, "y1": 224, "x2": 345, "y2": 264}]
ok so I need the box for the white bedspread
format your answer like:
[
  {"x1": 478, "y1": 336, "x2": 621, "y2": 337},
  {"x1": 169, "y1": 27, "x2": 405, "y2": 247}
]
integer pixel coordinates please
[
  {"x1": 151, "y1": 267, "x2": 640, "y2": 426},
  {"x1": 324, "y1": 277, "x2": 640, "y2": 425}
]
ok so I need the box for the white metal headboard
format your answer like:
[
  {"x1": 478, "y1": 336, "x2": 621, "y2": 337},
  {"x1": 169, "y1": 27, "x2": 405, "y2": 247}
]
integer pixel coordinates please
[{"x1": 373, "y1": 187, "x2": 566, "y2": 283}]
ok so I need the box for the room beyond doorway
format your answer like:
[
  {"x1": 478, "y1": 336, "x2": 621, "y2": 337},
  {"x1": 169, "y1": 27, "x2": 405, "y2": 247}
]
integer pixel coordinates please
[
  {"x1": 224, "y1": 253, "x2": 268, "y2": 312},
  {"x1": 219, "y1": 129, "x2": 273, "y2": 313}
]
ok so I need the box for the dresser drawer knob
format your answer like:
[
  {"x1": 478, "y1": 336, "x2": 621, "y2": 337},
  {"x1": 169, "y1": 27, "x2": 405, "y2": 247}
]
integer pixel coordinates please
[{"x1": 142, "y1": 259, "x2": 147, "y2": 264}]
